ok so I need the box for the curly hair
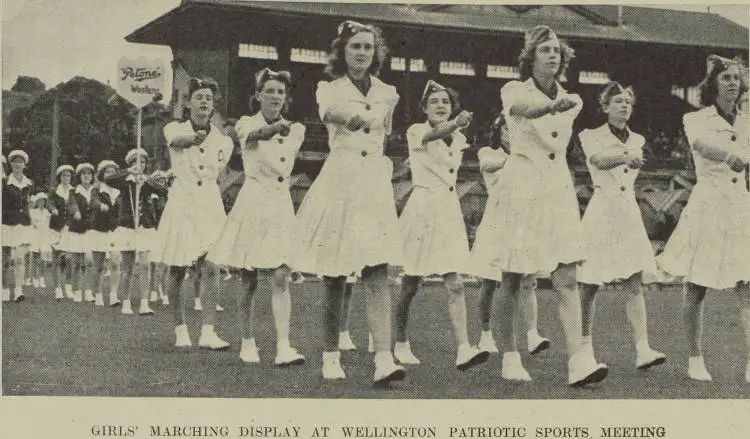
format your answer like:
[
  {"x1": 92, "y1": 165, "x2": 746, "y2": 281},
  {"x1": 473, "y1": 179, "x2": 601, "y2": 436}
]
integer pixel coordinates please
[
  {"x1": 518, "y1": 40, "x2": 575, "y2": 82},
  {"x1": 598, "y1": 81, "x2": 636, "y2": 113},
  {"x1": 324, "y1": 25, "x2": 388, "y2": 79},
  {"x1": 420, "y1": 86, "x2": 461, "y2": 118},
  {"x1": 250, "y1": 74, "x2": 292, "y2": 115},
  {"x1": 698, "y1": 57, "x2": 748, "y2": 107}
]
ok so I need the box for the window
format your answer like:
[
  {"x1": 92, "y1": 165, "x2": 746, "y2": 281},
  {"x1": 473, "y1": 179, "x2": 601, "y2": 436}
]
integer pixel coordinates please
[
  {"x1": 440, "y1": 61, "x2": 475, "y2": 76},
  {"x1": 487, "y1": 65, "x2": 520, "y2": 79},
  {"x1": 672, "y1": 85, "x2": 701, "y2": 108},
  {"x1": 391, "y1": 57, "x2": 426, "y2": 72},
  {"x1": 391, "y1": 57, "x2": 407, "y2": 71},
  {"x1": 290, "y1": 48, "x2": 328, "y2": 64},
  {"x1": 410, "y1": 58, "x2": 426, "y2": 72},
  {"x1": 579, "y1": 71, "x2": 609, "y2": 85},
  {"x1": 238, "y1": 44, "x2": 278, "y2": 60}
]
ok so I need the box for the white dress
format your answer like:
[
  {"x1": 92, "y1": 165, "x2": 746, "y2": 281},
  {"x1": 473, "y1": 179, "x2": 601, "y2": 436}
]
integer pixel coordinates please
[
  {"x1": 399, "y1": 122, "x2": 470, "y2": 276},
  {"x1": 293, "y1": 76, "x2": 401, "y2": 276},
  {"x1": 658, "y1": 106, "x2": 750, "y2": 290},
  {"x1": 30, "y1": 209, "x2": 52, "y2": 254},
  {"x1": 578, "y1": 124, "x2": 658, "y2": 285},
  {"x1": 151, "y1": 121, "x2": 233, "y2": 267},
  {"x1": 469, "y1": 79, "x2": 584, "y2": 276},
  {"x1": 208, "y1": 113, "x2": 305, "y2": 270}
]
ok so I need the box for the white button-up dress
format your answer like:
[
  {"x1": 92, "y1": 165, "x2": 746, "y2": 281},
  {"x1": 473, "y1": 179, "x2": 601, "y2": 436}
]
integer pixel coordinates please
[
  {"x1": 658, "y1": 106, "x2": 750, "y2": 289},
  {"x1": 293, "y1": 75, "x2": 401, "y2": 276},
  {"x1": 470, "y1": 79, "x2": 584, "y2": 276},
  {"x1": 208, "y1": 112, "x2": 305, "y2": 270},
  {"x1": 578, "y1": 124, "x2": 657, "y2": 285},
  {"x1": 398, "y1": 122, "x2": 470, "y2": 276},
  {"x1": 152, "y1": 121, "x2": 233, "y2": 267}
]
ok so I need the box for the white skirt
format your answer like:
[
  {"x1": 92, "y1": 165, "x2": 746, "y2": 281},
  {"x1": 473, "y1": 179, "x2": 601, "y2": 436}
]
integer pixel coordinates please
[
  {"x1": 658, "y1": 179, "x2": 750, "y2": 290},
  {"x1": 109, "y1": 227, "x2": 156, "y2": 253},
  {"x1": 399, "y1": 186, "x2": 470, "y2": 276},
  {"x1": 2, "y1": 224, "x2": 34, "y2": 248},
  {"x1": 55, "y1": 229, "x2": 90, "y2": 253},
  {"x1": 151, "y1": 182, "x2": 226, "y2": 267},
  {"x1": 578, "y1": 189, "x2": 658, "y2": 285},
  {"x1": 293, "y1": 149, "x2": 401, "y2": 276},
  {"x1": 208, "y1": 179, "x2": 295, "y2": 270},
  {"x1": 469, "y1": 154, "x2": 583, "y2": 279},
  {"x1": 30, "y1": 228, "x2": 53, "y2": 254}
]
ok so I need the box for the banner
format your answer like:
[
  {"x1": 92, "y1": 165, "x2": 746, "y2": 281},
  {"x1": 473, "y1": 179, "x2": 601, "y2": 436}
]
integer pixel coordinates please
[{"x1": 116, "y1": 57, "x2": 167, "y2": 108}]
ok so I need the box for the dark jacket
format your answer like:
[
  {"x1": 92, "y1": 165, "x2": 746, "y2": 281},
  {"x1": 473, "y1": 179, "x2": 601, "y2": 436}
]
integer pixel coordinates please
[
  {"x1": 48, "y1": 185, "x2": 74, "y2": 231},
  {"x1": 1, "y1": 175, "x2": 33, "y2": 226},
  {"x1": 105, "y1": 170, "x2": 167, "y2": 230}
]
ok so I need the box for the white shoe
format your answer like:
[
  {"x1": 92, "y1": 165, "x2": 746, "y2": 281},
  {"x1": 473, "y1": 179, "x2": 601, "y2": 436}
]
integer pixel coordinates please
[
  {"x1": 150, "y1": 290, "x2": 159, "y2": 302},
  {"x1": 478, "y1": 331, "x2": 500, "y2": 354},
  {"x1": 528, "y1": 332, "x2": 552, "y2": 355},
  {"x1": 94, "y1": 293, "x2": 104, "y2": 307},
  {"x1": 38, "y1": 278, "x2": 46, "y2": 288},
  {"x1": 367, "y1": 333, "x2": 375, "y2": 353},
  {"x1": 239, "y1": 338, "x2": 260, "y2": 363},
  {"x1": 175, "y1": 324, "x2": 192, "y2": 348},
  {"x1": 109, "y1": 293, "x2": 121, "y2": 307},
  {"x1": 636, "y1": 348, "x2": 667, "y2": 370},
  {"x1": 194, "y1": 297, "x2": 203, "y2": 311},
  {"x1": 73, "y1": 290, "x2": 83, "y2": 303},
  {"x1": 24, "y1": 278, "x2": 33, "y2": 286},
  {"x1": 1, "y1": 288, "x2": 10, "y2": 302},
  {"x1": 338, "y1": 331, "x2": 357, "y2": 351},
  {"x1": 501, "y1": 351, "x2": 532, "y2": 381},
  {"x1": 161, "y1": 294, "x2": 170, "y2": 306},
  {"x1": 322, "y1": 351, "x2": 346, "y2": 380},
  {"x1": 139, "y1": 299, "x2": 154, "y2": 316},
  {"x1": 32, "y1": 278, "x2": 40, "y2": 288},
  {"x1": 394, "y1": 341, "x2": 421, "y2": 365},
  {"x1": 121, "y1": 299, "x2": 133, "y2": 315},
  {"x1": 65, "y1": 284, "x2": 74, "y2": 299},
  {"x1": 55, "y1": 288, "x2": 64, "y2": 300},
  {"x1": 216, "y1": 304, "x2": 224, "y2": 312},
  {"x1": 275, "y1": 345, "x2": 306, "y2": 367},
  {"x1": 688, "y1": 356, "x2": 712, "y2": 381},
  {"x1": 456, "y1": 344, "x2": 490, "y2": 371},
  {"x1": 373, "y1": 351, "x2": 406, "y2": 385},
  {"x1": 198, "y1": 327, "x2": 229, "y2": 350},
  {"x1": 568, "y1": 349, "x2": 609, "y2": 387},
  {"x1": 13, "y1": 288, "x2": 25, "y2": 303},
  {"x1": 84, "y1": 290, "x2": 95, "y2": 302}
]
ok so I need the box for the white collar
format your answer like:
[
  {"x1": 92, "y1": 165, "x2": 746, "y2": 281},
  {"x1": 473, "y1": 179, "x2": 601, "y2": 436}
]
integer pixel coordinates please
[
  {"x1": 98, "y1": 183, "x2": 120, "y2": 200},
  {"x1": 55, "y1": 184, "x2": 72, "y2": 199},
  {"x1": 7, "y1": 174, "x2": 31, "y2": 189},
  {"x1": 75, "y1": 184, "x2": 93, "y2": 196}
]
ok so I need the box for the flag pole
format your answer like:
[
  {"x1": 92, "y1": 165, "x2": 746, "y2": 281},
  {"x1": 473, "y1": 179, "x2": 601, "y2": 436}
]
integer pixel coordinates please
[{"x1": 135, "y1": 106, "x2": 143, "y2": 231}]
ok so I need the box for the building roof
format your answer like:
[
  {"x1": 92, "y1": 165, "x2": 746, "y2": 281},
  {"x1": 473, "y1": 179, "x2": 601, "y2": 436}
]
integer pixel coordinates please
[{"x1": 127, "y1": 1, "x2": 748, "y2": 50}]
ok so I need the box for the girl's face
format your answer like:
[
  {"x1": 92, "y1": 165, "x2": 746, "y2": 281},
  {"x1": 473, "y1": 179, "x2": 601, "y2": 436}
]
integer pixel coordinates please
[
  {"x1": 130, "y1": 159, "x2": 146, "y2": 174},
  {"x1": 603, "y1": 91, "x2": 634, "y2": 125},
  {"x1": 37, "y1": 199, "x2": 47, "y2": 210},
  {"x1": 424, "y1": 90, "x2": 453, "y2": 125},
  {"x1": 190, "y1": 88, "x2": 215, "y2": 119},
  {"x1": 79, "y1": 170, "x2": 93, "y2": 185},
  {"x1": 344, "y1": 31, "x2": 375, "y2": 74},
  {"x1": 532, "y1": 40, "x2": 561, "y2": 79},
  {"x1": 103, "y1": 167, "x2": 117, "y2": 179},
  {"x1": 716, "y1": 64, "x2": 742, "y2": 104},
  {"x1": 10, "y1": 157, "x2": 25, "y2": 172},
  {"x1": 257, "y1": 79, "x2": 287, "y2": 117},
  {"x1": 59, "y1": 171, "x2": 72, "y2": 186}
]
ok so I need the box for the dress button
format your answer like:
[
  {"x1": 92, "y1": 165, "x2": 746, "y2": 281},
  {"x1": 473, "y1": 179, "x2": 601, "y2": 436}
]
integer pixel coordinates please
[
  {"x1": 363, "y1": 127, "x2": 370, "y2": 134},
  {"x1": 620, "y1": 186, "x2": 626, "y2": 191},
  {"x1": 278, "y1": 138, "x2": 284, "y2": 144},
  {"x1": 197, "y1": 181, "x2": 203, "y2": 186},
  {"x1": 199, "y1": 148, "x2": 205, "y2": 153},
  {"x1": 623, "y1": 168, "x2": 628, "y2": 173},
  {"x1": 449, "y1": 186, "x2": 454, "y2": 192},
  {"x1": 278, "y1": 176, "x2": 284, "y2": 183},
  {"x1": 551, "y1": 131, "x2": 558, "y2": 138},
  {"x1": 731, "y1": 135, "x2": 737, "y2": 141},
  {"x1": 732, "y1": 177, "x2": 738, "y2": 183},
  {"x1": 280, "y1": 157, "x2": 286, "y2": 162},
  {"x1": 448, "y1": 152, "x2": 453, "y2": 157},
  {"x1": 623, "y1": 151, "x2": 629, "y2": 155},
  {"x1": 361, "y1": 151, "x2": 368, "y2": 157},
  {"x1": 364, "y1": 104, "x2": 371, "y2": 111},
  {"x1": 199, "y1": 165, "x2": 204, "y2": 170},
  {"x1": 549, "y1": 153, "x2": 556, "y2": 160},
  {"x1": 449, "y1": 168, "x2": 455, "y2": 174}
]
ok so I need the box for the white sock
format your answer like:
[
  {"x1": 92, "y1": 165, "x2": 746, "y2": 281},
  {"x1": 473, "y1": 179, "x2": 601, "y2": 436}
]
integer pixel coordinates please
[{"x1": 626, "y1": 293, "x2": 649, "y2": 349}]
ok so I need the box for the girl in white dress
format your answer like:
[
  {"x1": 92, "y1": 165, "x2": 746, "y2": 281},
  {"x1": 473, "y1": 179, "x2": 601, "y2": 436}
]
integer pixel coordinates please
[
  {"x1": 294, "y1": 20, "x2": 405, "y2": 384},
  {"x1": 394, "y1": 80, "x2": 489, "y2": 370},
  {"x1": 469, "y1": 25, "x2": 607, "y2": 385},
  {"x1": 49, "y1": 165, "x2": 75, "y2": 299},
  {"x1": 578, "y1": 82, "x2": 666, "y2": 371},
  {"x1": 2, "y1": 150, "x2": 33, "y2": 303},
  {"x1": 208, "y1": 68, "x2": 306, "y2": 367},
  {"x1": 475, "y1": 114, "x2": 550, "y2": 356},
  {"x1": 29, "y1": 192, "x2": 52, "y2": 290},
  {"x1": 658, "y1": 55, "x2": 750, "y2": 383},
  {"x1": 154, "y1": 78, "x2": 234, "y2": 350}
]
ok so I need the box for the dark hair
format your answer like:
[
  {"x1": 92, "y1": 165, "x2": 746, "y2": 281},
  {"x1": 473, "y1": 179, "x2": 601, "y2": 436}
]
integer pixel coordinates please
[
  {"x1": 187, "y1": 77, "x2": 219, "y2": 100},
  {"x1": 324, "y1": 25, "x2": 388, "y2": 79},
  {"x1": 698, "y1": 59, "x2": 748, "y2": 107},
  {"x1": 518, "y1": 40, "x2": 575, "y2": 81},
  {"x1": 251, "y1": 75, "x2": 292, "y2": 115},
  {"x1": 598, "y1": 81, "x2": 636, "y2": 113},
  {"x1": 420, "y1": 86, "x2": 461, "y2": 118}
]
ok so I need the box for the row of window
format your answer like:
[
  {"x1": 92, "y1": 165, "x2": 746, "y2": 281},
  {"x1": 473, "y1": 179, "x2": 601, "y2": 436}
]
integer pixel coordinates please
[{"x1": 238, "y1": 43, "x2": 610, "y2": 85}]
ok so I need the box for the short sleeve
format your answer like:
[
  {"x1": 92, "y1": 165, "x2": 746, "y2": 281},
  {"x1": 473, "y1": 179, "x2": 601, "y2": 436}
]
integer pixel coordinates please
[
  {"x1": 630, "y1": 133, "x2": 646, "y2": 159},
  {"x1": 234, "y1": 115, "x2": 264, "y2": 146},
  {"x1": 682, "y1": 112, "x2": 699, "y2": 147},
  {"x1": 316, "y1": 81, "x2": 335, "y2": 121},
  {"x1": 163, "y1": 122, "x2": 183, "y2": 147},
  {"x1": 406, "y1": 123, "x2": 428, "y2": 151},
  {"x1": 289, "y1": 123, "x2": 307, "y2": 152},
  {"x1": 454, "y1": 131, "x2": 470, "y2": 151},
  {"x1": 383, "y1": 85, "x2": 400, "y2": 136},
  {"x1": 500, "y1": 81, "x2": 525, "y2": 117},
  {"x1": 578, "y1": 129, "x2": 602, "y2": 158},
  {"x1": 477, "y1": 147, "x2": 508, "y2": 172}
]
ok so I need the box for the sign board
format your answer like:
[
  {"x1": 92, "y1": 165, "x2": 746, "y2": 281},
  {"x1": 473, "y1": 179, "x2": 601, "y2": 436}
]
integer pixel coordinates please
[{"x1": 116, "y1": 57, "x2": 167, "y2": 108}]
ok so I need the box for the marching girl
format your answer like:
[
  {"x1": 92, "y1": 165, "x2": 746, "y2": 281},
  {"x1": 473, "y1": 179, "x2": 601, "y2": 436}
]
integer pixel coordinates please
[
  {"x1": 1, "y1": 150, "x2": 34, "y2": 303},
  {"x1": 105, "y1": 149, "x2": 163, "y2": 316},
  {"x1": 29, "y1": 192, "x2": 52, "y2": 290},
  {"x1": 148, "y1": 172, "x2": 169, "y2": 305},
  {"x1": 469, "y1": 25, "x2": 607, "y2": 385},
  {"x1": 578, "y1": 82, "x2": 666, "y2": 371},
  {"x1": 393, "y1": 80, "x2": 489, "y2": 369},
  {"x1": 474, "y1": 114, "x2": 551, "y2": 356},
  {"x1": 658, "y1": 55, "x2": 750, "y2": 382},
  {"x1": 207, "y1": 67, "x2": 306, "y2": 366},
  {"x1": 294, "y1": 20, "x2": 405, "y2": 383},
  {"x1": 57, "y1": 163, "x2": 97, "y2": 303},
  {"x1": 154, "y1": 77, "x2": 234, "y2": 350},
  {"x1": 90, "y1": 160, "x2": 122, "y2": 307},
  {"x1": 49, "y1": 165, "x2": 75, "y2": 299}
]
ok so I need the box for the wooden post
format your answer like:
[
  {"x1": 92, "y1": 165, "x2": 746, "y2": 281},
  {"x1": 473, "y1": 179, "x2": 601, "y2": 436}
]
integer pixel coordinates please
[{"x1": 50, "y1": 95, "x2": 60, "y2": 185}]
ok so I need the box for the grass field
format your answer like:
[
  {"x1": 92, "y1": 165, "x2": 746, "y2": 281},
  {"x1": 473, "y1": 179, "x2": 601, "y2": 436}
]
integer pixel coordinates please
[{"x1": 2, "y1": 275, "x2": 749, "y2": 399}]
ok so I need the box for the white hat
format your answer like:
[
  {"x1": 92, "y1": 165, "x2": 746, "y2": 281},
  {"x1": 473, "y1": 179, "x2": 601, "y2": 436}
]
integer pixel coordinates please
[
  {"x1": 97, "y1": 160, "x2": 119, "y2": 174},
  {"x1": 125, "y1": 148, "x2": 148, "y2": 165},
  {"x1": 75, "y1": 162, "x2": 95, "y2": 175},
  {"x1": 8, "y1": 150, "x2": 29, "y2": 164},
  {"x1": 56, "y1": 164, "x2": 74, "y2": 178}
]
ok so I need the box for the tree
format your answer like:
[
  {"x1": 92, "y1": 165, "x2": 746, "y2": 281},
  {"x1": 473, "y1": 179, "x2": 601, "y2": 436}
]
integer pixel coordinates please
[{"x1": 10, "y1": 76, "x2": 45, "y2": 95}]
